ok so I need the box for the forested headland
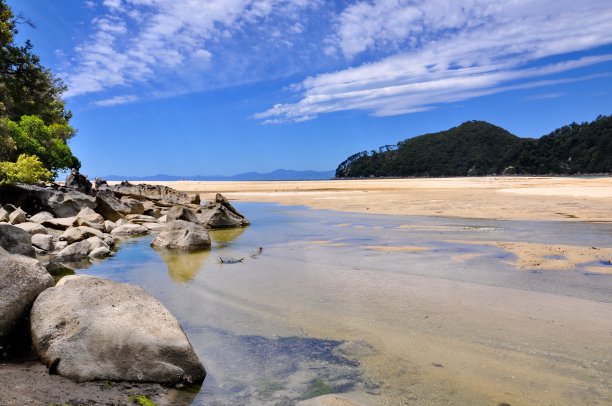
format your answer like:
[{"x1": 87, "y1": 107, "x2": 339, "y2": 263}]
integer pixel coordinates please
[{"x1": 336, "y1": 116, "x2": 612, "y2": 178}]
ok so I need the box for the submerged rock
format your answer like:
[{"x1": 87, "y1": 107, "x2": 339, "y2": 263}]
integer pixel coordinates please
[
  {"x1": 30, "y1": 275, "x2": 206, "y2": 384},
  {"x1": 0, "y1": 224, "x2": 35, "y2": 257},
  {"x1": 151, "y1": 220, "x2": 211, "y2": 251}
]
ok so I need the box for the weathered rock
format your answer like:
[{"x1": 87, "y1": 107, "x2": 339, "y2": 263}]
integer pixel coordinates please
[
  {"x1": 0, "y1": 207, "x2": 9, "y2": 222},
  {"x1": 125, "y1": 214, "x2": 158, "y2": 224},
  {"x1": 110, "y1": 224, "x2": 150, "y2": 238},
  {"x1": 0, "y1": 223, "x2": 34, "y2": 257},
  {"x1": 29, "y1": 211, "x2": 54, "y2": 223},
  {"x1": 65, "y1": 169, "x2": 93, "y2": 196},
  {"x1": 94, "y1": 177, "x2": 108, "y2": 189},
  {"x1": 120, "y1": 197, "x2": 145, "y2": 215},
  {"x1": 2, "y1": 204, "x2": 16, "y2": 213},
  {"x1": 166, "y1": 205, "x2": 200, "y2": 224},
  {"x1": 88, "y1": 246, "x2": 111, "y2": 260},
  {"x1": 32, "y1": 234, "x2": 54, "y2": 252},
  {"x1": 30, "y1": 275, "x2": 206, "y2": 384},
  {"x1": 54, "y1": 240, "x2": 91, "y2": 262},
  {"x1": 104, "y1": 220, "x2": 116, "y2": 234},
  {"x1": 95, "y1": 189, "x2": 129, "y2": 222},
  {"x1": 143, "y1": 222, "x2": 165, "y2": 232},
  {"x1": 0, "y1": 248, "x2": 53, "y2": 353},
  {"x1": 8, "y1": 208, "x2": 27, "y2": 225},
  {"x1": 85, "y1": 236, "x2": 107, "y2": 252},
  {"x1": 151, "y1": 220, "x2": 211, "y2": 251},
  {"x1": 144, "y1": 207, "x2": 162, "y2": 219},
  {"x1": 0, "y1": 184, "x2": 96, "y2": 218},
  {"x1": 53, "y1": 240, "x2": 69, "y2": 253},
  {"x1": 14, "y1": 222, "x2": 48, "y2": 235},
  {"x1": 197, "y1": 194, "x2": 249, "y2": 229},
  {"x1": 42, "y1": 217, "x2": 76, "y2": 230},
  {"x1": 59, "y1": 226, "x2": 104, "y2": 244},
  {"x1": 75, "y1": 208, "x2": 105, "y2": 231},
  {"x1": 109, "y1": 181, "x2": 200, "y2": 206}
]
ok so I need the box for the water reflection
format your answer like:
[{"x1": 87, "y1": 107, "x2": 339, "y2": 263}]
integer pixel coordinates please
[
  {"x1": 153, "y1": 249, "x2": 211, "y2": 284},
  {"x1": 209, "y1": 227, "x2": 247, "y2": 246}
]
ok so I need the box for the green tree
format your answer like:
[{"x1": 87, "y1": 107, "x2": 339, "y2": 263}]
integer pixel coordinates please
[{"x1": 0, "y1": 153, "x2": 52, "y2": 185}]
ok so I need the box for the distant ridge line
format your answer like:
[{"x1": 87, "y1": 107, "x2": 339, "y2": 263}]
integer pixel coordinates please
[{"x1": 102, "y1": 169, "x2": 335, "y2": 182}]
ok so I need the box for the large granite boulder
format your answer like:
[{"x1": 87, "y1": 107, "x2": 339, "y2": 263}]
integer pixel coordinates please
[
  {"x1": 0, "y1": 223, "x2": 35, "y2": 257},
  {"x1": 30, "y1": 275, "x2": 206, "y2": 384},
  {"x1": 75, "y1": 207, "x2": 105, "y2": 231},
  {"x1": 109, "y1": 181, "x2": 200, "y2": 206},
  {"x1": 53, "y1": 240, "x2": 92, "y2": 262},
  {"x1": 65, "y1": 169, "x2": 93, "y2": 196},
  {"x1": 166, "y1": 205, "x2": 200, "y2": 224},
  {"x1": 0, "y1": 184, "x2": 96, "y2": 218},
  {"x1": 0, "y1": 248, "x2": 53, "y2": 354},
  {"x1": 95, "y1": 189, "x2": 131, "y2": 222},
  {"x1": 32, "y1": 234, "x2": 54, "y2": 252},
  {"x1": 151, "y1": 220, "x2": 211, "y2": 251},
  {"x1": 59, "y1": 226, "x2": 104, "y2": 244},
  {"x1": 196, "y1": 193, "x2": 250, "y2": 229}
]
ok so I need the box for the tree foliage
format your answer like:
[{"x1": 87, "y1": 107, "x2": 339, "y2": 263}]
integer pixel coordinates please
[
  {"x1": 336, "y1": 116, "x2": 612, "y2": 178},
  {"x1": 0, "y1": 153, "x2": 52, "y2": 185},
  {"x1": 0, "y1": 0, "x2": 78, "y2": 183}
]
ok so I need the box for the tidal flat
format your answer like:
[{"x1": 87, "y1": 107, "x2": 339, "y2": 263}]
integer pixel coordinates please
[{"x1": 76, "y1": 202, "x2": 612, "y2": 405}]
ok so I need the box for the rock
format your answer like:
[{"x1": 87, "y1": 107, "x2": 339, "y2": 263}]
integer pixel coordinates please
[
  {"x1": 166, "y1": 205, "x2": 200, "y2": 224},
  {"x1": 120, "y1": 197, "x2": 145, "y2": 215},
  {"x1": 41, "y1": 217, "x2": 76, "y2": 230},
  {"x1": 14, "y1": 222, "x2": 48, "y2": 235},
  {"x1": 94, "y1": 177, "x2": 108, "y2": 189},
  {"x1": 32, "y1": 234, "x2": 54, "y2": 252},
  {"x1": 197, "y1": 193, "x2": 249, "y2": 229},
  {"x1": 29, "y1": 211, "x2": 54, "y2": 223},
  {"x1": 30, "y1": 275, "x2": 206, "y2": 384},
  {"x1": 125, "y1": 214, "x2": 158, "y2": 224},
  {"x1": 143, "y1": 222, "x2": 165, "y2": 232},
  {"x1": 110, "y1": 224, "x2": 150, "y2": 238},
  {"x1": 54, "y1": 240, "x2": 91, "y2": 262},
  {"x1": 109, "y1": 181, "x2": 200, "y2": 206},
  {"x1": 85, "y1": 236, "x2": 108, "y2": 252},
  {"x1": 0, "y1": 248, "x2": 53, "y2": 355},
  {"x1": 59, "y1": 226, "x2": 104, "y2": 244},
  {"x1": 75, "y1": 208, "x2": 105, "y2": 231},
  {"x1": 0, "y1": 207, "x2": 9, "y2": 222},
  {"x1": 144, "y1": 207, "x2": 162, "y2": 219},
  {"x1": 1, "y1": 204, "x2": 17, "y2": 213},
  {"x1": 65, "y1": 169, "x2": 93, "y2": 195},
  {"x1": 95, "y1": 189, "x2": 130, "y2": 222},
  {"x1": 0, "y1": 184, "x2": 96, "y2": 218},
  {"x1": 8, "y1": 208, "x2": 27, "y2": 225},
  {"x1": 104, "y1": 220, "x2": 116, "y2": 234},
  {"x1": 333, "y1": 340, "x2": 375, "y2": 358},
  {"x1": 88, "y1": 247, "x2": 111, "y2": 260},
  {"x1": 150, "y1": 220, "x2": 211, "y2": 251},
  {"x1": 0, "y1": 223, "x2": 34, "y2": 257},
  {"x1": 53, "y1": 240, "x2": 68, "y2": 253},
  {"x1": 158, "y1": 214, "x2": 167, "y2": 224}
]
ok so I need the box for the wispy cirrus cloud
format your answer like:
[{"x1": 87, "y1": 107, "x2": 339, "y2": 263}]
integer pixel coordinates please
[
  {"x1": 256, "y1": 0, "x2": 612, "y2": 122},
  {"x1": 64, "y1": 0, "x2": 323, "y2": 102},
  {"x1": 93, "y1": 94, "x2": 138, "y2": 106}
]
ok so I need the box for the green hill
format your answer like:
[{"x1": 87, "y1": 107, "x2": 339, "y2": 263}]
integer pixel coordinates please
[{"x1": 336, "y1": 115, "x2": 612, "y2": 178}]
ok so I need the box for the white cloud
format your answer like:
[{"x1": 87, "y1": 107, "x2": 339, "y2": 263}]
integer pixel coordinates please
[
  {"x1": 94, "y1": 94, "x2": 138, "y2": 106},
  {"x1": 64, "y1": 0, "x2": 319, "y2": 99},
  {"x1": 256, "y1": 0, "x2": 612, "y2": 122}
]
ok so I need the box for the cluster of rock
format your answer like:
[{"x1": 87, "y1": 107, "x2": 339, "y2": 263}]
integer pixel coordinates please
[{"x1": 0, "y1": 174, "x2": 250, "y2": 386}]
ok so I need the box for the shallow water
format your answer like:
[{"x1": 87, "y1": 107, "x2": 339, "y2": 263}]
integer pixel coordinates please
[{"x1": 81, "y1": 203, "x2": 612, "y2": 405}]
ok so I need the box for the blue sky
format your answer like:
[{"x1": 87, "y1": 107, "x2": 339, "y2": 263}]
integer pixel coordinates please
[{"x1": 7, "y1": 0, "x2": 612, "y2": 177}]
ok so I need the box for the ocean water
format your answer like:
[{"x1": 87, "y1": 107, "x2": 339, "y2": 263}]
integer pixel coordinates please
[{"x1": 80, "y1": 203, "x2": 612, "y2": 405}]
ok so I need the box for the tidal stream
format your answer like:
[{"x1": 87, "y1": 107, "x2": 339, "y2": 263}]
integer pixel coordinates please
[{"x1": 79, "y1": 203, "x2": 612, "y2": 405}]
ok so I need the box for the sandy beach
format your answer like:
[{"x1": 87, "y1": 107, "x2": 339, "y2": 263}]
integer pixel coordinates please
[{"x1": 137, "y1": 176, "x2": 612, "y2": 223}]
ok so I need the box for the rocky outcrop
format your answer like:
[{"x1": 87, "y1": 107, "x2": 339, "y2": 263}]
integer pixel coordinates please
[
  {"x1": 95, "y1": 189, "x2": 130, "y2": 222},
  {"x1": 197, "y1": 193, "x2": 250, "y2": 229},
  {"x1": 166, "y1": 205, "x2": 200, "y2": 224},
  {"x1": 0, "y1": 184, "x2": 96, "y2": 218},
  {"x1": 0, "y1": 224, "x2": 35, "y2": 257},
  {"x1": 151, "y1": 220, "x2": 211, "y2": 251},
  {"x1": 30, "y1": 275, "x2": 206, "y2": 384},
  {"x1": 120, "y1": 197, "x2": 145, "y2": 215},
  {"x1": 109, "y1": 181, "x2": 200, "y2": 206},
  {"x1": 0, "y1": 248, "x2": 53, "y2": 355},
  {"x1": 65, "y1": 169, "x2": 93, "y2": 196}
]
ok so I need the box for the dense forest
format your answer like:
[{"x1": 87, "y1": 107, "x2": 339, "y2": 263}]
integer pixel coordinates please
[
  {"x1": 0, "y1": 0, "x2": 79, "y2": 185},
  {"x1": 336, "y1": 116, "x2": 612, "y2": 178}
]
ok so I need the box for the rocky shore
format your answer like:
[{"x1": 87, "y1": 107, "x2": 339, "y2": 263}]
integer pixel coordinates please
[{"x1": 0, "y1": 172, "x2": 250, "y2": 402}]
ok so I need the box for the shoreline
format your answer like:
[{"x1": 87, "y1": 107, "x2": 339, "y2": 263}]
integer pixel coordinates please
[{"x1": 119, "y1": 176, "x2": 612, "y2": 223}]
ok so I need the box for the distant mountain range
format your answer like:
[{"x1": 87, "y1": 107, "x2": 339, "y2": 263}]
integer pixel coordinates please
[
  {"x1": 103, "y1": 169, "x2": 335, "y2": 182},
  {"x1": 336, "y1": 115, "x2": 612, "y2": 178}
]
